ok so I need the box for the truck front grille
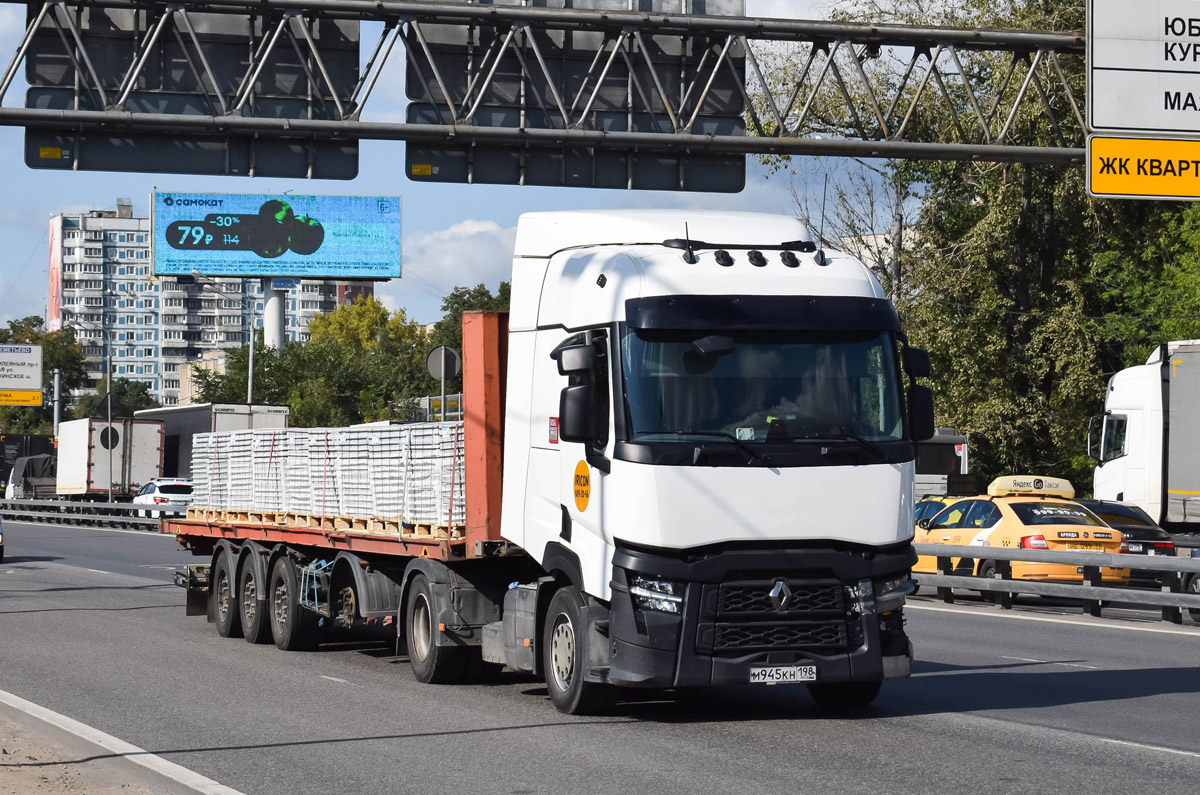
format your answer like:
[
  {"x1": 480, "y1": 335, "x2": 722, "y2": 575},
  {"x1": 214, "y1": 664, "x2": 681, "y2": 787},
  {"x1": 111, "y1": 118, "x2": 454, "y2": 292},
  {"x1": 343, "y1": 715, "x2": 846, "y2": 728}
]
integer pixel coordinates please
[
  {"x1": 717, "y1": 582, "x2": 844, "y2": 616},
  {"x1": 711, "y1": 621, "x2": 847, "y2": 652}
]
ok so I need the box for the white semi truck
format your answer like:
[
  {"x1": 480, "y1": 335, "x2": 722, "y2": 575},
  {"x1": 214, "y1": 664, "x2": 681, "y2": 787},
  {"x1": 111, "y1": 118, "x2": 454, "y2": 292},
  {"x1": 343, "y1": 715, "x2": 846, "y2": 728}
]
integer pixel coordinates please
[
  {"x1": 1092, "y1": 340, "x2": 1200, "y2": 530},
  {"x1": 168, "y1": 210, "x2": 935, "y2": 714}
]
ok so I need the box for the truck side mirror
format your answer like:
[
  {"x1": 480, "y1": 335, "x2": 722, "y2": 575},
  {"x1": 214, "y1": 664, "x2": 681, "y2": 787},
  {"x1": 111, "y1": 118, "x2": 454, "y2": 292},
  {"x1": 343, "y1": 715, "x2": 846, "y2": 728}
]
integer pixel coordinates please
[
  {"x1": 555, "y1": 343, "x2": 594, "y2": 376},
  {"x1": 1086, "y1": 415, "x2": 1101, "y2": 461},
  {"x1": 908, "y1": 385, "x2": 936, "y2": 441},
  {"x1": 559, "y1": 385, "x2": 596, "y2": 443},
  {"x1": 553, "y1": 341, "x2": 598, "y2": 444},
  {"x1": 903, "y1": 347, "x2": 931, "y2": 378}
]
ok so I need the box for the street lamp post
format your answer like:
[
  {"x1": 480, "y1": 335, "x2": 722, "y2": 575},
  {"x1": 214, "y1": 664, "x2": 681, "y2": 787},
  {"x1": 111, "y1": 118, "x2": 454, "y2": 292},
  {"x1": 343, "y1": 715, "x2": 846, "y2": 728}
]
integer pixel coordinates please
[{"x1": 194, "y1": 274, "x2": 258, "y2": 404}]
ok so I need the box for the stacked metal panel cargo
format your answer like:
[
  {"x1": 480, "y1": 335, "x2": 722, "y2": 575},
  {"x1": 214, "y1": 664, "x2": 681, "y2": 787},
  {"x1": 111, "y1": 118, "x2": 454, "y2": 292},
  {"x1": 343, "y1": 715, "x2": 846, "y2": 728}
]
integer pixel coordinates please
[{"x1": 190, "y1": 421, "x2": 466, "y2": 526}]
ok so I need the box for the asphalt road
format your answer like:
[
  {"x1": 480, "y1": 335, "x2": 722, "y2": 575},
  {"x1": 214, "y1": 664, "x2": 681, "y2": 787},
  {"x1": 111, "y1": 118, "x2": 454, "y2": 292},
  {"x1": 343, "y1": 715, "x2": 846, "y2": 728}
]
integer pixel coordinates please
[{"x1": 2, "y1": 520, "x2": 1199, "y2": 795}]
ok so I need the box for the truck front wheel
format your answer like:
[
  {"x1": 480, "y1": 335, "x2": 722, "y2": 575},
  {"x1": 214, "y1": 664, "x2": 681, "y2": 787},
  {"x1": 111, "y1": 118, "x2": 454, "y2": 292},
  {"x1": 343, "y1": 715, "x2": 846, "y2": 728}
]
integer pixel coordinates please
[
  {"x1": 543, "y1": 587, "x2": 609, "y2": 715},
  {"x1": 406, "y1": 573, "x2": 466, "y2": 684},
  {"x1": 212, "y1": 552, "x2": 243, "y2": 639},
  {"x1": 806, "y1": 680, "x2": 882, "y2": 710}
]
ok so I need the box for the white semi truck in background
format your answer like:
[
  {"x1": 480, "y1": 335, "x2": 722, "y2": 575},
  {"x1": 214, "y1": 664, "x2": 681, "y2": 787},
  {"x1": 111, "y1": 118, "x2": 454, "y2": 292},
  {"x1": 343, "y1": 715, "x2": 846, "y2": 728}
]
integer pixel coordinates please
[
  {"x1": 135, "y1": 403, "x2": 290, "y2": 479},
  {"x1": 55, "y1": 417, "x2": 164, "y2": 499},
  {"x1": 167, "y1": 210, "x2": 935, "y2": 714},
  {"x1": 1092, "y1": 340, "x2": 1200, "y2": 532}
]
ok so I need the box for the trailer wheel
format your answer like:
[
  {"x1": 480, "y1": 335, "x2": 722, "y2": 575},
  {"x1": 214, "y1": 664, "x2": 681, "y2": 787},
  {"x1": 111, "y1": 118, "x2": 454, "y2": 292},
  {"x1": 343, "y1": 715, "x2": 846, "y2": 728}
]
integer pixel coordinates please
[
  {"x1": 806, "y1": 680, "x2": 882, "y2": 710},
  {"x1": 405, "y1": 574, "x2": 466, "y2": 683},
  {"x1": 268, "y1": 556, "x2": 319, "y2": 651},
  {"x1": 239, "y1": 561, "x2": 272, "y2": 644},
  {"x1": 543, "y1": 586, "x2": 608, "y2": 715},
  {"x1": 212, "y1": 553, "x2": 243, "y2": 639},
  {"x1": 1187, "y1": 575, "x2": 1200, "y2": 622}
]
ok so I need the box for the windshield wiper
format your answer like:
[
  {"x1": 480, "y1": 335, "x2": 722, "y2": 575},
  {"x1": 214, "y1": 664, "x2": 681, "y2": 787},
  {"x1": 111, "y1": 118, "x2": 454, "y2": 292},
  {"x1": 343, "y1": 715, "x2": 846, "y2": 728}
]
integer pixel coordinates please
[
  {"x1": 642, "y1": 428, "x2": 771, "y2": 464},
  {"x1": 816, "y1": 430, "x2": 890, "y2": 461}
]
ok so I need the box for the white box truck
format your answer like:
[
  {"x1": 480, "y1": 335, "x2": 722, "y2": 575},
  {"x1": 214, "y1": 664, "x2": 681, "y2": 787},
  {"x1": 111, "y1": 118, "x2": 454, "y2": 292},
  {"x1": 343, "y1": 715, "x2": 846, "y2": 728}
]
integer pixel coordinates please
[
  {"x1": 166, "y1": 210, "x2": 935, "y2": 714},
  {"x1": 56, "y1": 418, "x2": 165, "y2": 499}
]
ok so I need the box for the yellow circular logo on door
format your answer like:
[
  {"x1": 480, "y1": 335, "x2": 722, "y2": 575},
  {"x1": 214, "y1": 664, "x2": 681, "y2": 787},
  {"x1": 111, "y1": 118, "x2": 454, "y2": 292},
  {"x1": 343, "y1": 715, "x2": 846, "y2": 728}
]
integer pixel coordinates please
[{"x1": 573, "y1": 460, "x2": 591, "y2": 512}]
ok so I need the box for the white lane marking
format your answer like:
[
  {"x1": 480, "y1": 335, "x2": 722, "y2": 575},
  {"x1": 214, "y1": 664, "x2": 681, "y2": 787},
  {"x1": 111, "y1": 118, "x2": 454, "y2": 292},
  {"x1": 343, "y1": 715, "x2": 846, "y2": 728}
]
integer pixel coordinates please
[
  {"x1": 1098, "y1": 738, "x2": 1200, "y2": 760},
  {"x1": 908, "y1": 603, "x2": 1200, "y2": 637},
  {"x1": 85, "y1": 569, "x2": 110, "y2": 574},
  {"x1": 138, "y1": 565, "x2": 181, "y2": 570},
  {"x1": 320, "y1": 676, "x2": 348, "y2": 684},
  {"x1": 999, "y1": 655, "x2": 1101, "y2": 670},
  {"x1": 0, "y1": 688, "x2": 245, "y2": 795}
]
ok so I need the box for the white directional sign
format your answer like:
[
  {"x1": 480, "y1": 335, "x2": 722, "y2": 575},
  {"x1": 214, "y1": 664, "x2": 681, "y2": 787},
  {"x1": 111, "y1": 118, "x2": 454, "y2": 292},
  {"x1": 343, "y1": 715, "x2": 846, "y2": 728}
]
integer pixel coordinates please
[
  {"x1": 1090, "y1": 0, "x2": 1200, "y2": 135},
  {"x1": 0, "y1": 344, "x2": 43, "y2": 405}
]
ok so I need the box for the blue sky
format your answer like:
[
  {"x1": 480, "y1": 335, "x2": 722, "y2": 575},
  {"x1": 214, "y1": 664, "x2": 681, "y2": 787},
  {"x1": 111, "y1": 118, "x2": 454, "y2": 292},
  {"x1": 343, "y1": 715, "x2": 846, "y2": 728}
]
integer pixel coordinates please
[{"x1": 0, "y1": 0, "x2": 821, "y2": 326}]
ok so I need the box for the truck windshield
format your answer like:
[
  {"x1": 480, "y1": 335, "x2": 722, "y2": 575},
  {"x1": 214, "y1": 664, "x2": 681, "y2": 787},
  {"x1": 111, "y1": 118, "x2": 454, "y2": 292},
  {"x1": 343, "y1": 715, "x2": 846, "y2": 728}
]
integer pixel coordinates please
[{"x1": 620, "y1": 328, "x2": 903, "y2": 445}]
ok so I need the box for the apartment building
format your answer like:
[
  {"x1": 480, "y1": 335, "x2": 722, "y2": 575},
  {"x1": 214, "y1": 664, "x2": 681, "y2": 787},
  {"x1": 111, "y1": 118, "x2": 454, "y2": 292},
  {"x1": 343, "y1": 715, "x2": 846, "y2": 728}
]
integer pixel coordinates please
[{"x1": 48, "y1": 199, "x2": 372, "y2": 406}]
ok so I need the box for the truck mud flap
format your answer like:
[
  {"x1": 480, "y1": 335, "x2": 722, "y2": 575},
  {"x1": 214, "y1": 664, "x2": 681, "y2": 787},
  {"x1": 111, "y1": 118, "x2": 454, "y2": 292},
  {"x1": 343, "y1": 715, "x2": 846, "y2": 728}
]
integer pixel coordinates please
[{"x1": 173, "y1": 564, "x2": 210, "y2": 617}]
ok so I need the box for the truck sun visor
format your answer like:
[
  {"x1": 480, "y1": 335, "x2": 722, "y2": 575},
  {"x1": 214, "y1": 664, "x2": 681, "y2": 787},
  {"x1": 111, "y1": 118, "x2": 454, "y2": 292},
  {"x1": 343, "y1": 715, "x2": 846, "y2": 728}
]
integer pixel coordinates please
[{"x1": 624, "y1": 295, "x2": 900, "y2": 332}]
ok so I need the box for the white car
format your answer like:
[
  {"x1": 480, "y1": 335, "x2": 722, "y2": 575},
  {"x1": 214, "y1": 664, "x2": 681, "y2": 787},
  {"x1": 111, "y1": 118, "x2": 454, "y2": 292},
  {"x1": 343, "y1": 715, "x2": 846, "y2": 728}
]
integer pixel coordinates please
[{"x1": 133, "y1": 479, "x2": 193, "y2": 517}]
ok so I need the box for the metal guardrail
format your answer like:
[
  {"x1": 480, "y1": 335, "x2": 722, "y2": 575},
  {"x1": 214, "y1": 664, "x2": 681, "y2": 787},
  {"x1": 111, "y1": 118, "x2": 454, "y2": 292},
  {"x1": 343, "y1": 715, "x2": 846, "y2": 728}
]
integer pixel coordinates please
[
  {"x1": 0, "y1": 499, "x2": 163, "y2": 530},
  {"x1": 913, "y1": 542, "x2": 1200, "y2": 624}
]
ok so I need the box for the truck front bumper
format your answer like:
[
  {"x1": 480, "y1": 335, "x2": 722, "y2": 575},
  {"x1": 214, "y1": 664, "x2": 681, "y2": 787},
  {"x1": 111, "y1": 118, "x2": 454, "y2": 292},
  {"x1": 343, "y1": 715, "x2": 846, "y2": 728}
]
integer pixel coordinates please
[{"x1": 604, "y1": 542, "x2": 915, "y2": 689}]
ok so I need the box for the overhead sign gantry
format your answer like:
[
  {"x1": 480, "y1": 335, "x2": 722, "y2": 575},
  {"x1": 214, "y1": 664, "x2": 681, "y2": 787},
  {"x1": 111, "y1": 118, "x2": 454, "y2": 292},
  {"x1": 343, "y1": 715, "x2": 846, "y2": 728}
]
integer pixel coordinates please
[{"x1": 0, "y1": 0, "x2": 1086, "y2": 190}]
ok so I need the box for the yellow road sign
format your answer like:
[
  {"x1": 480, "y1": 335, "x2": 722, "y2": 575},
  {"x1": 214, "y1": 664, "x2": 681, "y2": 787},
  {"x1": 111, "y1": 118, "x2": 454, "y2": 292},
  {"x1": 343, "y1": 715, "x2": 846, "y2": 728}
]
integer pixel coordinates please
[
  {"x1": 1088, "y1": 136, "x2": 1200, "y2": 200},
  {"x1": 0, "y1": 389, "x2": 42, "y2": 406}
]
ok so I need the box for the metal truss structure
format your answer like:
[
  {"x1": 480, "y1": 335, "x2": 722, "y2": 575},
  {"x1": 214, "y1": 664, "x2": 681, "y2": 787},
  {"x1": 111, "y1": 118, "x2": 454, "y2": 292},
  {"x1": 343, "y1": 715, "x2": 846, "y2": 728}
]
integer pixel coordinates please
[{"x1": 0, "y1": 0, "x2": 1087, "y2": 181}]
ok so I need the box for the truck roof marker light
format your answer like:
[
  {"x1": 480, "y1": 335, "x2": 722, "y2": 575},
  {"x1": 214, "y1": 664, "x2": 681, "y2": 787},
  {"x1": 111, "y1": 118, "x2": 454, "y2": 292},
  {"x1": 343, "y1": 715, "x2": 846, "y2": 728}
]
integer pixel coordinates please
[
  {"x1": 781, "y1": 251, "x2": 800, "y2": 268},
  {"x1": 715, "y1": 250, "x2": 734, "y2": 267},
  {"x1": 748, "y1": 250, "x2": 767, "y2": 267}
]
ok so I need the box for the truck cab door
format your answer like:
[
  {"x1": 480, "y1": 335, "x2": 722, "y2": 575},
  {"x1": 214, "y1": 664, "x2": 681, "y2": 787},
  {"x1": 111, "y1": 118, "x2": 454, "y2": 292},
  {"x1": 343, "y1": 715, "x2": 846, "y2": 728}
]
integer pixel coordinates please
[
  {"x1": 552, "y1": 330, "x2": 614, "y2": 580},
  {"x1": 1093, "y1": 413, "x2": 1130, "y2": 501}
]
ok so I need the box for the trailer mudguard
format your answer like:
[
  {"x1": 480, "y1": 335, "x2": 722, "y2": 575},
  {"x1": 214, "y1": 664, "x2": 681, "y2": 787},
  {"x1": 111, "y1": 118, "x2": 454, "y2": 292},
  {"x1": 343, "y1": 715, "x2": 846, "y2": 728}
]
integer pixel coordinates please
[{"x1": 331, "y1": 552, "x2": 402, "y2": 619}]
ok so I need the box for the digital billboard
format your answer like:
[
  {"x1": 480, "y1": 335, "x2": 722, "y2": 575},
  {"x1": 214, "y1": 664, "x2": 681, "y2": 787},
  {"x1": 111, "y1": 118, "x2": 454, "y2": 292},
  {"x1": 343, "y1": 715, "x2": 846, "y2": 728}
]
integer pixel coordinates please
[{"x1": 153, "y1": 192, "x2": 401, "y2": 278}]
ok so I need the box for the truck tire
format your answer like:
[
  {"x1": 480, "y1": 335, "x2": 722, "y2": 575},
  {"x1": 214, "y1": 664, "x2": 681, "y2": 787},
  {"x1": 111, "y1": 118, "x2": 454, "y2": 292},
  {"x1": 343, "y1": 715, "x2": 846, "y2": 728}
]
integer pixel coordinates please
[
  {"x1": 405, "y1": 573, "x2": 466, "y2": 684},
  {"x1": 239, "y1": 560, "x2": 272, "y2": 644},
  {"x1": 212, "y1": 552, "x2": 243, "y2": 639},
  {"x1": 1188, "y1": 575, "x2": 1200, "y2": 622},
  {"x1": 806, "y1": 680, "x2": 882, "y2": 710},
  {"x1": 543, "y1": 586, "x2": 609, "y2": 715},
  {"x1": 268, "y1": 556, "x2": 319, "y2": 651}
]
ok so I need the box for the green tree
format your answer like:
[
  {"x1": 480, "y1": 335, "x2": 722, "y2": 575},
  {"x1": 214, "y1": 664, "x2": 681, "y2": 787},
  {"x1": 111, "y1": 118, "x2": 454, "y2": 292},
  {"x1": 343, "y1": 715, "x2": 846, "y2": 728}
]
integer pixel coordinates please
[
  {"x1": 427, "y1": 283, "x2": 511, "y2": 394},
  {"x1": 0, "y1": 317, "x2": 88, "y2": 433},
  {"x1": 194, "y1": 295, "x2": 442, "y2": 427}
]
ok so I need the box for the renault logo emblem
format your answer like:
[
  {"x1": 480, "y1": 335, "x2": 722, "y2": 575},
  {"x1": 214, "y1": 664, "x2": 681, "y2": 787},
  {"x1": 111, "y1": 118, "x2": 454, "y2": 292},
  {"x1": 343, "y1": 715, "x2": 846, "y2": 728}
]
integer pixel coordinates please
[{"x1": 769, "y1": 580, "x2": 793, "y2": 611}]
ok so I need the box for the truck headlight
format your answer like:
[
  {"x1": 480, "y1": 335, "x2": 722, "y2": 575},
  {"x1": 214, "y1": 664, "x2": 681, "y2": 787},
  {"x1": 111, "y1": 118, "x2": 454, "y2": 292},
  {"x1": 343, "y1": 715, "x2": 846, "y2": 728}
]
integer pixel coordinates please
[
  {"x1": 629, "y1": 575, "x2": 684, "y2": 614},
  {"x1": 874, "y1": 573, "x2": 915, "y2": 613}
]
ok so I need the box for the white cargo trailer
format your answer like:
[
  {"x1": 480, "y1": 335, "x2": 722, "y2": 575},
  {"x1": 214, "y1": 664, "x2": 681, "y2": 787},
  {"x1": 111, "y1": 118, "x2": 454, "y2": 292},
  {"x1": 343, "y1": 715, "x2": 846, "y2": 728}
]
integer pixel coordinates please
[{"x1": 56, "y1": 418, "x2": 165, "y2": 499}]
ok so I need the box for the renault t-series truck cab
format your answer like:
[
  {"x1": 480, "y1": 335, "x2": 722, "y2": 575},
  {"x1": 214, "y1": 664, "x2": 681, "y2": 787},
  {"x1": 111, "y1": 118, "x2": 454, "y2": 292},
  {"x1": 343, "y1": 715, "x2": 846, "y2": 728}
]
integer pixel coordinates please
[
  {"x1": 165, "y1": 210, "x2": 934, "y2": 715},
  {"x1": 497, "y1": 210, "x2": 932, "y2": 711}
]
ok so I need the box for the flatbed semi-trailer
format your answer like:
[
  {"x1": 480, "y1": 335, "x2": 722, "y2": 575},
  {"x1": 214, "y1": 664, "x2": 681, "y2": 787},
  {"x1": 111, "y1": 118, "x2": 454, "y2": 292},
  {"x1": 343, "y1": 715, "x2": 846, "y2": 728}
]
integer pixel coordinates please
[{"x1": 166, "y1": 210, "x2": 933, "y2": 714}]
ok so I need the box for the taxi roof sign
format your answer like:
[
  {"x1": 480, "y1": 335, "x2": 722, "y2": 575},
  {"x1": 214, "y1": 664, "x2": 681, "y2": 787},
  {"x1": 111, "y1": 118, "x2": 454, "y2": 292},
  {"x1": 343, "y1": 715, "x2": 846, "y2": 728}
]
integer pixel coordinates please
[{"x1": 987, "y1": 476, "x2": 1075, "y2": 499}]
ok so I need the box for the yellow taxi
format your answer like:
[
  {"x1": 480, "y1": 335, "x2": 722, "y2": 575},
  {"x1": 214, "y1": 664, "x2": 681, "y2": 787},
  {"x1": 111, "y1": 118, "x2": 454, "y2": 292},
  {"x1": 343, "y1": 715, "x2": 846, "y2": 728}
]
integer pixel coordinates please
[{"x1": 912, "y1": 476, "x2": 1130, "y2": 584}]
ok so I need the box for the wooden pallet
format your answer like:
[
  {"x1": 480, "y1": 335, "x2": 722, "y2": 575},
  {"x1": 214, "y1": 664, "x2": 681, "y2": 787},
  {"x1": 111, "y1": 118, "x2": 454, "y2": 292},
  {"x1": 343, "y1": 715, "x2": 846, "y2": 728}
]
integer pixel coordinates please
[{"x1": 186, "y1": 508, "x2": 465, "y2": 542}]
